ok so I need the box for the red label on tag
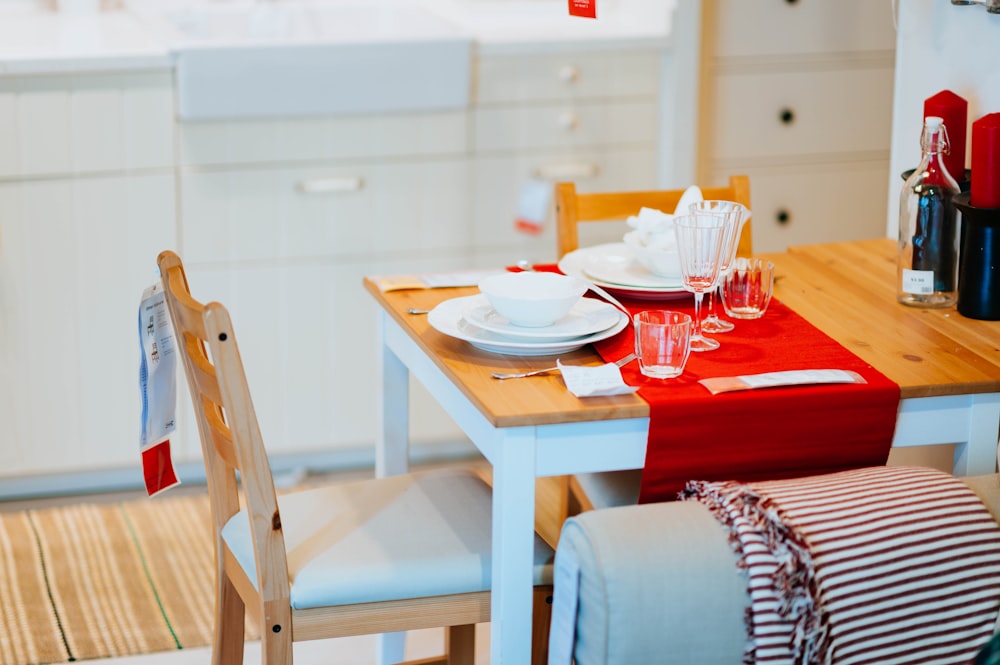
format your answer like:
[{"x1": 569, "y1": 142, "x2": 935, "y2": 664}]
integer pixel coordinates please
[
  {"x1": 142, "y1": 439, "x2": 181, "y2": 497},
  {"x1": 568, "y1": 0, "x2": 596, "y2": 19}
]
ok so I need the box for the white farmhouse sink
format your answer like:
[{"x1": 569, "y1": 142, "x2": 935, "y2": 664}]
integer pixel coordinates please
[{"x1": 142, "y1": 1, "x2": 472, "y2": 119}]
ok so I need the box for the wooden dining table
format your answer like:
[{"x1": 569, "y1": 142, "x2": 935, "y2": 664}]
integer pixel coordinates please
[{"x1": 363, "y1": 237, "x2": 1000, "y2": 665}]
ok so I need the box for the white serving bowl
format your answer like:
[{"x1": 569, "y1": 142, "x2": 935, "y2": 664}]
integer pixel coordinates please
[
  {"x1": 623, "y1": 230, "x2": 681, "y2": 279},
  {"x1": 478, "y1": 272, "x2": 587, "y2": 327}
]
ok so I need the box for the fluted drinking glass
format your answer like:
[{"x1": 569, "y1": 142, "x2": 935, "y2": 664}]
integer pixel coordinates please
[{"x1": 673, "y1": 214, "x2": 727, "y2": 352}]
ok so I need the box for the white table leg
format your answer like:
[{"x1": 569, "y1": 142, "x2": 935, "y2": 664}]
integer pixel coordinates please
[
  {"x1": 375, "y1": 310, "x2": 410, "y2": 478},
  {"x1": 953, "y1": 393, "x2": 1000, "y2": 476},
  {"x1": 490, "y1": 427, "x2": 537, "y2": 665},
  {"x1": 374, "y1": 310, "x2": 410, "y2": 663}
]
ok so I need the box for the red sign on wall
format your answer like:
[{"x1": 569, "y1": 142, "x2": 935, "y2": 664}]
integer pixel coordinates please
[{"x1": 568, "y1": 0, "x2": 596, "y2": 19}]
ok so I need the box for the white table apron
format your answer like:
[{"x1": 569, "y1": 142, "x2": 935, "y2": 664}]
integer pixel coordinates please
[{"x1": 371, "y1": 307, "x2": 1000, "y2": 664}]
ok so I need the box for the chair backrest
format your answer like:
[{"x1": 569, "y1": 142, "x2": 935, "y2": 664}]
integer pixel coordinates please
[
  {"x1": 157, "y1": 250, "x2": 291, "y2": 611},
  {"x1": 554, "y1": 175, "x2": 753, "y2": 259}
]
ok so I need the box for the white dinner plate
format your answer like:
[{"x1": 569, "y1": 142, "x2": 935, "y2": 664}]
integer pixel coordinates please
[
  {"x1": 462, "y1": 295, "x2": 621, "y2": 341},
  {"x1": 583, "y1": 251, "x2": 685, "y2": 290},
  {"x1": 559, "y1": 243, "x2": 691, "y2": 301},
  {"x1": 429, "y1": 295, "x2": 629, "y2": 356}
]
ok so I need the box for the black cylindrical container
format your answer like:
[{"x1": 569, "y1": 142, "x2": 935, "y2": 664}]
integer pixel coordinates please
[{"x1": 954, "y1": 192, "x2": 1000, "y2": 320}]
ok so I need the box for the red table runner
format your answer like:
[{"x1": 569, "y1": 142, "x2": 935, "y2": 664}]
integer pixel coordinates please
[{"x1": 592, "y1": 295, "x2": 901, "y2": 503}]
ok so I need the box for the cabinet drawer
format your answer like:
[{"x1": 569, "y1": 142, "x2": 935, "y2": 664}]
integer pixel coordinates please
[
  {"x1": 178, "y1": 110, "x2": 468, "y2": 167},
  {"x1": 180, "y1": 158, "x2": 471, "y2": 264},
  {"x1": 475, "y1": 50, "x2": 661, "y2": 104},
  {"x1": 709, "y1": 0, "x2": 896, "y2": 59},
  {"x1": 707, "y1": 67, "x2": 894, "y2": 162},
  {"x1": 710, "y1": 161, "x2": 889, "y2": 253},
  {"x1": 474, "y1": 99, "x2": 657, "y2": 153}
]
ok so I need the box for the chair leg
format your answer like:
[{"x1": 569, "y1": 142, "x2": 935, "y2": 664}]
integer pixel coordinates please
[
  {"x1": 214, "y1": 575, "x2": 246, "y2": 665},
  {"x1": 445, "y1": 624, "x2": 476, "y2": 665},
  {"x1": 531, "y1": 586, "x2": 554, "y2": 665}
]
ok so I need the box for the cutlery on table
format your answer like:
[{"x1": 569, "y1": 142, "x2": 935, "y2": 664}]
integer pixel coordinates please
[
  {"x1": 491, "y1": 352, "x2": 636, "y2": 380},
  {"x1": 407, "y1": 308, "x2": 431, "y2": 315}
]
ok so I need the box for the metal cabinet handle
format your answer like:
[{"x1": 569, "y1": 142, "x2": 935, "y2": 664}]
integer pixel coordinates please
[
  {"x1": 532, "y1": 162, "x2": 600, "y2": 180},
  {"x1": 557, "y1": 111, "x2": 580, "y2": 131},
  {"x1": 296, "y1": 177, "x2": 365, "y2": 194},
  {"x1": 558, "y1": 65, "x2": 580, "y2": 83}
]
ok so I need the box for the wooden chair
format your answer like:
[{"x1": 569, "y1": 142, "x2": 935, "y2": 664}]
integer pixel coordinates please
[
  {"x1": 156, "y1": 250, "x2": 554, "y2": 665},
  {"x1": 554, "y1": 174, "x2": 752, "y2": 260},
  {"x1": 552, "y1": 176, "x2": 752, "y2": 516}
]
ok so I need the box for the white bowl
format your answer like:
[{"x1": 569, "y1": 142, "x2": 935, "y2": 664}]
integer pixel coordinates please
[
  {"x1": 478, "y1": 272, "x2": 587, "y2": 327},
  {"x1": 623, "y1": 230, "x2": 681, "y2": 279}
]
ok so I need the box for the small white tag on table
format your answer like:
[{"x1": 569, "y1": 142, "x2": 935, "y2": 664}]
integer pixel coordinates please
[
  {"x1": 558, "y1": 359, "x2": 638, "y2": 397},
  {"x1": 699, "y1": 369, "x2": 867, "y2": 395}
]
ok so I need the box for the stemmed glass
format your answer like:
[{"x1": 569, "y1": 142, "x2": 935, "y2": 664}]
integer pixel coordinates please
[
  {"x1": 688, "y1": 200, "x2": 750, "y2": 333},
  {"x1": 673, "y1": 214, "x2": 727, "y2": 352}
]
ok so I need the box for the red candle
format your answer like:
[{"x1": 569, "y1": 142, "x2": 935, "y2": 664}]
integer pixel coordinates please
[
  {"x1": 971, "y1": 113, "x2": 1000, "y2": 209},
  {"x1": 924, "y1": 90, "x2": 968, "y2": 182}
]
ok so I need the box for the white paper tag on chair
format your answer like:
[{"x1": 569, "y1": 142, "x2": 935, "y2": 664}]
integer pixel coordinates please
[
  {"x1": 558, "y1": 360, "x2": 638, "y2": 397},
  {"x1": 138, "y1": 281, "x2": 181, "y2": 496}
]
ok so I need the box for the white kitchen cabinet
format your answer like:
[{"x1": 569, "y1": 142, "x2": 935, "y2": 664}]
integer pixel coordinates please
[
  {"x1": 0, "y1": 72, "x2": 176, "y2": 482},
  {"x1": 0, "y1": 173, "x2": 177, "y2": 476},
  {"x1": 697, "y1": 0, "x2": 896, "y2": 252},
  {"x1": 176, "y1": 110, "x2": 476, "y2": 457},
  {"x1": 470, "y1": 47, "x2": 664, "y2": 264}
]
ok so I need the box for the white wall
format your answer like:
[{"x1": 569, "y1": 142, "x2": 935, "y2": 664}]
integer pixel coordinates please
[{"x1": 887, "y1": 0, "x2": 1000, "y2": 237}]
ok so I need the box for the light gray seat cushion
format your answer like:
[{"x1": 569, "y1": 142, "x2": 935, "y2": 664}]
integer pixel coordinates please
[{"x1": 222, "y1": 467, "x2": 554, "y2": 609}]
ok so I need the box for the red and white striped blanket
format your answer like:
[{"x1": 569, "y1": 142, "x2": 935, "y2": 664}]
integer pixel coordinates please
[{"x1": 683, "y1": 466, "x2": 1000, "y2": 665}]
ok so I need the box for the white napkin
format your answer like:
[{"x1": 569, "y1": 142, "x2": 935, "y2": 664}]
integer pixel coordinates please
[
  {"x1": 557, "y1": 360, "x2": 638, "y2": 397},
  {"x1": 625, "y1": 185, "x2": 704, "y2": 246}
]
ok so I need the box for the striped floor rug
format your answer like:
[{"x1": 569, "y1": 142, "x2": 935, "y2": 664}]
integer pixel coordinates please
[{"x1": 0, "y1": 493, "x2": 258, "y2": 665}]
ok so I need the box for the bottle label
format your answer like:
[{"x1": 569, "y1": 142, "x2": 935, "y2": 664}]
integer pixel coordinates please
[{"x1": 902, "y1": 268, "x2": 935, "y2": 295}]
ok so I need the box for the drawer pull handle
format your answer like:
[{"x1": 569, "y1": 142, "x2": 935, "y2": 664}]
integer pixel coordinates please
[
  {"x1": 296, "y1": 177, "x2": 365, "y2": 194},
  {"x1": 558, "y1": 65, "x2": 580, "y2": 83},
  {"x1": 776, "y1": 209, "x2": 792, "y2": 225},
  {"x1": 532, "y1": 161, "x2": 600, "y2": 180},
  {"x1": 779, "y1": 108, "x2": 796, "y2": 125},
  {"x1": 557, "y1": 111, "x2": 580, "y2": 131}
]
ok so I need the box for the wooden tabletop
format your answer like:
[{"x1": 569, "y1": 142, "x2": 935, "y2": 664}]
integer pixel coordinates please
[
  {"x1": 364, "y1": 237, "x2": 1000, "y2": 428},
  {"x1": 762, "y1": 238, "x2": 1000, "y2": 399}
]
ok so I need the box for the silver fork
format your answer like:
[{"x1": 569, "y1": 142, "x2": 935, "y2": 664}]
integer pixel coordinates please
[{"x1": 491, "y1": 352, "x2": 636, "y2": 380}]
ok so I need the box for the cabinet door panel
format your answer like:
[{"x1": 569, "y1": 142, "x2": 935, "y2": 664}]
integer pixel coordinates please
[
  {"x1": 0, "y1": 174, "x2": 176, "y2": 476},
  {"x1": 708, "y1": 67, "x2": 894, "y2": 162},
  {"x1": 0, "y1": 73, "x2": 173, "y2": 179},
  {"x1": 711, "y1": 161, "x2": 890, "y2": 253},
  {"x1": 181, "y1": 158, "x2": 471, "y2": 263}
]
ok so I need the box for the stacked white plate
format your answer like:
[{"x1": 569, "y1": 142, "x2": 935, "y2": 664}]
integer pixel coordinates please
[
  {"x1": 428, "y1": 294, "x2": 628, "y2": 356},
  {"x1": 558, "y1": 242, "x2": 691, "y2": 301}
]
